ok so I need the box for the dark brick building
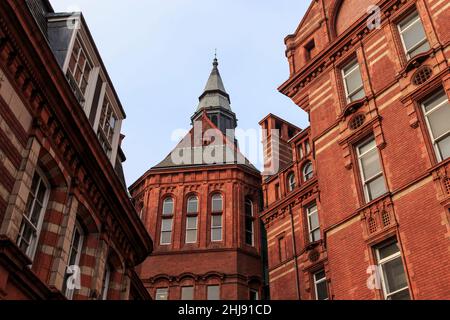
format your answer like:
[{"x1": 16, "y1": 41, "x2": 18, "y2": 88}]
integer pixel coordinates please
[
  {"x1": 261, "y1": 0, "x2": 450, "y2": 300},
  {"x1": 130, "y1": 58, "x2": 265, "y2": 300},
  {"x1": 0, "y1": 0, "x2": 152, "y2": 300}
]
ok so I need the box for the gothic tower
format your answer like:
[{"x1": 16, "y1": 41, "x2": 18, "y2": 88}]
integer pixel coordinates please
[{"x1": 130, "y1": 58, "x2": 264, "y2": 300}]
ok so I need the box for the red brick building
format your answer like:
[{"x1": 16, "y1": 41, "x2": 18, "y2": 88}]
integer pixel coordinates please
[
  {"x1": 261, "y1": 0, "x2": 450, "y2": 300},
  {"x1": 0, "y1": 0, "x2": 152, "y2": 300},
  {"x1": 130, "y1": 58, "x2": 265, "y2": 300}
]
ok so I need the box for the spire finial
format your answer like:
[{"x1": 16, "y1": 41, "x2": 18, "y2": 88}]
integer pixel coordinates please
[{"x1": 213, "y1": 49, "x2": 218, "y2": 67}]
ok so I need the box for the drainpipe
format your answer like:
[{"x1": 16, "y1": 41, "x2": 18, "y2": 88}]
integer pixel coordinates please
[{"x1": 289, "y1": 204, "x2": 301, "y2": 300}]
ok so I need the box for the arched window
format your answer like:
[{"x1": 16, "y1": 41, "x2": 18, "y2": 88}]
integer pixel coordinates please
[
  {"x1": 161, "y1": 197, "x2": 174, "y2": 245},
  {"x1": 186, "y1": 196, "x2": 199, "y2": 243},
  {"x1": 303, "y1": 162, "x2": 314, "y2": 181},
  {"x1": 187, "y1": 196, "x2": 198, "y2": 214},
  {"x1": 287, "y1": 173, "x2": 296, "y2": 192},
  {"x1": 162, "y1": 197, "x2": 174, "y2": 216},
  {"x1": 244, "y1": 198, "x2": 254, "y2": 246},
  {"x1": 17, "y1": 168, "x2": 50, "y2": 261},
  {"x1": 63, "y1": 221, "x2": 85, "y2": 300},
  {"x1": 211, "y1": 194, "x2": 223, "y2": 213},
  {"x1": 211, "y1": 194, "x2": 223, "y2": 242}
]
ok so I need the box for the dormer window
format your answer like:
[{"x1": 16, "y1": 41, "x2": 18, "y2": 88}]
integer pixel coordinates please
[
  {"x1": 97, "y1": 95, "x2": 117, "y2": 156},
  {"x1": 67, "y1": 37, "x2": 92, "y2": 104}
]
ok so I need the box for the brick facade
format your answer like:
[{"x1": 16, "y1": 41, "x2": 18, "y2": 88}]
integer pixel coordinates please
[
  {"x1": 0, "y1": 0, "x2": 152, "y2": 300},
  {"x1": 262, "y1": 0, "x2": 450, "y2": 300}
]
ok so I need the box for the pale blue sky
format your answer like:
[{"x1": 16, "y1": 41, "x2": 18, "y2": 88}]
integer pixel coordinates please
[{"x1": 51, "y1": 0, "x2": 310, "y2": 185}]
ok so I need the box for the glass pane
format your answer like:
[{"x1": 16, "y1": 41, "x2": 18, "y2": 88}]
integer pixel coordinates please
[
  {"x1": 245, "y1": 199, "x2": 253, "y2": 216},
  {"x1": 212, "y1": 195, "x2": 223, "y2": 212},
  {"x1": 345, "y1": 67, "x2": 363, "y2": 95},
  {"x1": 155, "y1": 288, "x2": 169, "y2": 300},
  {"x1": 22, "y1": 223, "x2": 34, "y2": 245},
  {"x1": 312, "y1": 229, "x2": 321, "y2": 242},
  {"x1": 212, "y1": 215, "x2": 222, "y2": 228},
  {"x1": 207, "y1": 286, "x2": 220, "y2": 300},
  {"x1": 186, "y1": 216, "x2": 197, "y2": 229},
  {"x1": 427, "y1": 104, "x2": 450, "y2": 139},
  {"x1": 383, "y1": 257, "x2": 408, "y2": 294},
  {"x1": 388, "y1": 288, "x2": 411, "y2": 300},
  {"x1": 423, "y1": 91, "x2": 447, "y2": 112},
  {"x1": 358, "y1": 138, "x2": 376, "y2": 155},
  {"x1": 409, "y1": 41, "x2": 430, "y2": 58},
  {"x1": 181, "y1": 287, "x2": 194, "y2": 300},
  {"x1": 245, "y1": 217, "x2": 253, "y2": 232},
  {"x1": 211, "y1": 228, "x2": 222, "y2": 241},
  {"x1": 316, "y1": 281, "x2": 329, "y2": 300},
  {"x1": 161, "y1": 231, "x2": 172, "y2": 244},
  {"x1": 437, "y1": 135, "x2": 450, "y2": 161},
  {"x1": 161, "y1": 218, "x2": 173, "y2": 232},
  {"x1": 309, "y1": 212, "x2": 320, "y2": 231},
  {"x1": 315, "y1": 270, "x2": 326, "y2": 281},
  {"x1": 367, "y1": 175, "x2": 387, "y2": 200},
  {"x1": 245, "y1": 231, "x2": 253, "y2": 245},
  {"x1": 349, "y1": 88, "x2": 365, "y2": 102},
  {"x1": 378, "y1": 242, "x2": 400, "y2": 260},
  {"x1": 361, "y1": 149, "x2": 382, "y2": 180},
  {"x1": 163, "y1": 199, "x2": 174, "y2": 215},
  {"x1": 187, "y1": 197, "x2": 198, "y2": 213},
  {"x1": 186, "y1": 229, "x2": 197, "y2": 243},
  {"x1": 30, "y1": 202, "x2": 43, "y2": 226},
  {"x1": 402, "y1": 19, "x2": 427, "y2": 52}
]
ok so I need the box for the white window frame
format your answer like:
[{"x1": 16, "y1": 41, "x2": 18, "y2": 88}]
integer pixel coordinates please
[
  {"x1": 160, "y1": 218, "x2": 173, "y2": 245},
  {"x1": 211, "y1": 194, "x2": 223, "y2": 213},
  {"x1": 313, "y1": 270, "x2": 329, "y2": 300},
  {"x1": 155, "y1": 288, "x2": 169, "y2": 300},
  {"x1": 421, "y1": 90, "x2": 450, "y2": 162},
  {"x1": 17, "y1": 167, "x2": 50, "y2": 262},
  {"x1": 250, "y1": 289, "x2": 259, "y2": 300},
  {"x1": 342, "y1": 59, "x2": 365, "y2": 103},
  {"x1": 376, "y1": 242, "x2": 410, "y2": 300},
  {"x1": 244, "y1": 198, "x2": 255, "y2": 246},
  {"x1": 65, "y1": 221, "x2": 84, "y2": 300},
  {"x1": 397, "y1": 11, "x2": 429, "y2": 60},
  {"x1": 307, "y1": 203, "x2": 321, "y2": 243},
  {"x1": 356, "y1": 136, "x2": 387, "y2": 202},
  {"x1": 211, "y1": 214, "x2": 223, "y2": 242},
  {"x1": 185, "y1": 216, "x2": 198, "y2": 244}
]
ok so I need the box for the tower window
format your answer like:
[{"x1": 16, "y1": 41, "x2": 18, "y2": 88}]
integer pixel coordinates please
[
  {"x1": 304, "y1": 39, "x2": 316, "y2": 61},
  {"x1": 244, "y1": 198, "x2": 255, "y2": 246},
  {"x1": 64, "y1": 221, "x2": 84, "y2": 300},
  {"x1": 161, "y1": 197, "x2": 174, "y2": 245},
  {"x1": 155, "y1": 288, "x2": 169, "y2": 300},
  {"x1": 207, "y1": 285, "x2": 220, "y2": 300}
]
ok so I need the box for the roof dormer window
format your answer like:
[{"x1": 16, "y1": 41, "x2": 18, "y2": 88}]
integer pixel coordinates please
[
  {"x1": 97, "y1": 95, "x2": 117, "y2": 157},
  {"x1": 67, "y1": 37, "x2": 92, "y2": 105}
]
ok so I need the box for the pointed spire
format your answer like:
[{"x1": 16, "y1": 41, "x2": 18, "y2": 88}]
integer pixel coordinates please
[{"x1": 196, "y1": 55, "x2": 231, "y2": 112}]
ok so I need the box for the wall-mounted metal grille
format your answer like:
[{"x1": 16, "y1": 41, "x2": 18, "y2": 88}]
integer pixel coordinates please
[
  {"x1": 412, "y1": 66, "x2": 432, "y2": 86},
  {"x1": 349, "y1": 114, "x2": 366, "y2": 130}
]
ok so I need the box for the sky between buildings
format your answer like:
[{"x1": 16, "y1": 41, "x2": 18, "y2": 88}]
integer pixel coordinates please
[{"x1": 51, "y1": 0, "x2": 310, "y2": 185}]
